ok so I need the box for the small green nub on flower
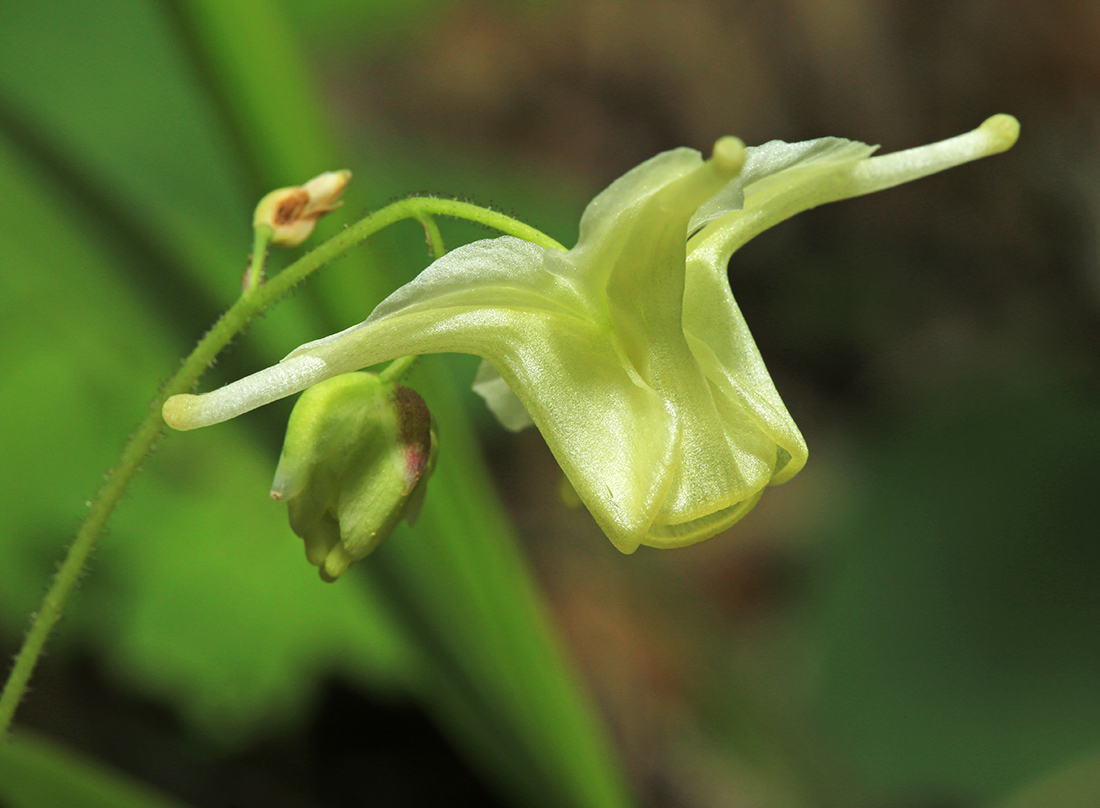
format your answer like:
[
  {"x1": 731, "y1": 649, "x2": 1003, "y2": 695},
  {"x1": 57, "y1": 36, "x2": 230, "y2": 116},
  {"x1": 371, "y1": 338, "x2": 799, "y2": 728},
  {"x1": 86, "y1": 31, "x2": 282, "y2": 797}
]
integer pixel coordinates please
[
  {"x1": 254, "y1": 170, "x2": 352, "y2": 248},
  {"x1": 269, "y1": 372, "x2": 436, "y2": 581}
]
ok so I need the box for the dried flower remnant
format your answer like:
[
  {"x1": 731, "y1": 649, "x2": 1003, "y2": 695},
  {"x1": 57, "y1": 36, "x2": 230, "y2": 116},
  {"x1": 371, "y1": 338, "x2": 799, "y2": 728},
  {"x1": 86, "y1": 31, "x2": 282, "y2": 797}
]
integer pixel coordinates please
[{"x1": 254, "y1": 170, "x2": 352, "y2": 248}]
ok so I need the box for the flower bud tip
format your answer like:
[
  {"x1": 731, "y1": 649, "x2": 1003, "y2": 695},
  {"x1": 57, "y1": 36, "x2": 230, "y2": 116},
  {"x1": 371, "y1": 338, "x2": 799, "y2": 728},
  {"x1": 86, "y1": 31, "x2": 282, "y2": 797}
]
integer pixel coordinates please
[
  {"x1": 162, "y1": 394, "x2": 199, "y2": 430},
  {"x1": 270, "y1": 470, "x2": 302, "y2": 501},
  {"x1": 302, "y1": 170, "x2": 352, "y2": 209},
  {"x1": 320, "y1": 551, "x2": 354, "y2": 583},
  {"x1": 979, "y1": 114, "x2": 1020, "y2": 154},
  {"x1": 711, "y1": 136, "x2": 746, "y2": 176}
]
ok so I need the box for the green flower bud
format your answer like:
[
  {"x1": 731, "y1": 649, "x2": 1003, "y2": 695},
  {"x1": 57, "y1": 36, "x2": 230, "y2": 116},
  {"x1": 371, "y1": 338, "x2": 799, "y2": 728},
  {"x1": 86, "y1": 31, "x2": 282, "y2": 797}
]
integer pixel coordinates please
[{"x1": 269, "y1": 372, "x2": 436, "y2": 581}]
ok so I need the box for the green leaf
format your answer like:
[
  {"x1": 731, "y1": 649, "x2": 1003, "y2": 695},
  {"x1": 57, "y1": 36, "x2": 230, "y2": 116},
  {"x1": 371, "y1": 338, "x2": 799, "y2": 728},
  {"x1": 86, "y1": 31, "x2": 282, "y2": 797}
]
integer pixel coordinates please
[
  {"x1": 0, "y1": 732, "x2": 191, "y2": 808},
  {"x1": 992, "y1": 748, "x2": 1100, "y2": 808}
]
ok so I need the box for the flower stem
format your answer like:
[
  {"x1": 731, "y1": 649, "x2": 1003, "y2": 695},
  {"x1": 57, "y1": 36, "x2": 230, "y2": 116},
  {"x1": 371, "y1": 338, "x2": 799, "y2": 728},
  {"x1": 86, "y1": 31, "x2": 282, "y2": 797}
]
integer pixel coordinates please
[
  {"x1": 243, "y1": 225, "x2": 273, "y2": 293},
  {"x1": 0, "y1": 195, "x2": 562, "y2": 739},
  {"x1": 378, "y1": 355, "x2": 420, "y2": 384},
  {"x1": 415, "y1": 211, "x2": 447, "y2": 260}
]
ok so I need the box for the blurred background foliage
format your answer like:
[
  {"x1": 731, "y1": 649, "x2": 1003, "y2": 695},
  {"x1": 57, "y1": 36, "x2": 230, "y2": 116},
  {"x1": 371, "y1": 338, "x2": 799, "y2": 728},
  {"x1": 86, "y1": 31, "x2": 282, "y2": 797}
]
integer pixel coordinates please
[{"x1": 1, "y1": 0, "x2": 1099, "y2": 806}]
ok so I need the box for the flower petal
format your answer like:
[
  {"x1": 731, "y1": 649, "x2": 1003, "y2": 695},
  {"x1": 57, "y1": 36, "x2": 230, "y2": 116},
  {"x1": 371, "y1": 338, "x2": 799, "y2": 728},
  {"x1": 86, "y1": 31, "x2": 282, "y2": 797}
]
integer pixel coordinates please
[
  {"x1": 689, "y1": 114, "x2": 1020, "y2": 269},
  {"x1": 297, "y1": 238, "x2": 687, "y2": 550},
  {"x1": 681, "y1": 250, "x2": 808, "y2": 486},
  {"x1": 690, "y1": 137, "x2": 877, "y2": 233},
  {"x1": 472, "y1": 360, "x2": 534, "y2": 432}
]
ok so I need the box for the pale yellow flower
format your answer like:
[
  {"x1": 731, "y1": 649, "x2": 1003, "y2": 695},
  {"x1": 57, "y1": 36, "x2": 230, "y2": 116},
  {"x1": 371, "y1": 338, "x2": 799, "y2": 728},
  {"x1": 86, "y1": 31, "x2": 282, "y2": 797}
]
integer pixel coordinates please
[{"x1": 166, "y1": 116, "x2": 1018, "y2": 553}]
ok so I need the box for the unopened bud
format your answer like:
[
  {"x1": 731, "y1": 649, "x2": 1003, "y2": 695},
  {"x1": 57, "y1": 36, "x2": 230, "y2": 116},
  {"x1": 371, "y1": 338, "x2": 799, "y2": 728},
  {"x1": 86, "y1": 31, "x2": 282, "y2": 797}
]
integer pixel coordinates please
[
  {"x1": 270, "y1": 372, "x2": 436, "y2": 581},
  {"x1": 254, "y1": 169, "x2": 352, "y2": 247}
]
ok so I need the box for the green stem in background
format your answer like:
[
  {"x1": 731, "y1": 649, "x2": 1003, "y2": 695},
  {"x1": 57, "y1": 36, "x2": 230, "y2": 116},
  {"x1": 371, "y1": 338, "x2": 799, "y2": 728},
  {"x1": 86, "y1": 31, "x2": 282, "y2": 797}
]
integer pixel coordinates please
[
  {"x1": 0, "y1": 196, "x2": 562, "y2": 739},
  {"x1": 243, "y1": 224, "x2": 273, "y2": 293}
]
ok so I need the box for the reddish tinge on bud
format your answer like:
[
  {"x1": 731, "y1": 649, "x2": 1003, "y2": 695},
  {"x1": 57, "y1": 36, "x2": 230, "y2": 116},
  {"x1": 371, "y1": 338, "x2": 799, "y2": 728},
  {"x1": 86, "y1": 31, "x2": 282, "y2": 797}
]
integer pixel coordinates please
[{"x1": 254, "y1": 170, "x2": 352, "y2": 247}]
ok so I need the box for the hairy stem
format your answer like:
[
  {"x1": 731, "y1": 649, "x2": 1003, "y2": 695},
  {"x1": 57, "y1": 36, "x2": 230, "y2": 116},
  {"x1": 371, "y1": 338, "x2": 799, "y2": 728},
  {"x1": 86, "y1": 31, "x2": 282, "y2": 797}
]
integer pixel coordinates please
[{"x1": 243, "y1": 225, "x2": 273, "y2": 293}]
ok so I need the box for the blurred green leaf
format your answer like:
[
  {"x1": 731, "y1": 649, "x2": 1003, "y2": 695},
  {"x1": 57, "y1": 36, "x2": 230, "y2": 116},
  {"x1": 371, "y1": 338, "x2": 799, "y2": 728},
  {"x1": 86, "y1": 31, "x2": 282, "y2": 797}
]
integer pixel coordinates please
[
  {"x1": 0, "y1": 0, "x2": 632, "y2": 805},
  {"x1": 0, "y1": 732, "x2": 191, "y2": 808},
  {"x1": 812, "y1": 358, "x2": 1100, "y2": 801},
  {"x1": 100, "y1": 426, "x2": 415, "y2": 744},
  {"x1": 992, "y1": 747, "x2": 1100, "y2": 808},
  {"x1": 0, "y1": 63, "x2": 412, "y2": 747},
  {"x1": 372, "y1": 357, "x2": 634, "y2": 808}
]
